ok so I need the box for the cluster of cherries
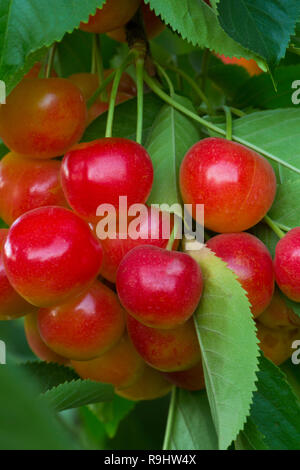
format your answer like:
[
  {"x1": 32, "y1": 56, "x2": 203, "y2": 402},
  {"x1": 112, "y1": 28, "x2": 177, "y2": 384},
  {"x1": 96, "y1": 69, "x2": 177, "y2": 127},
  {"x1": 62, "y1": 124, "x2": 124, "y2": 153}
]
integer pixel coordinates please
[{"x1": 0, "y1": 0, "x2": 299, "y2": 401}]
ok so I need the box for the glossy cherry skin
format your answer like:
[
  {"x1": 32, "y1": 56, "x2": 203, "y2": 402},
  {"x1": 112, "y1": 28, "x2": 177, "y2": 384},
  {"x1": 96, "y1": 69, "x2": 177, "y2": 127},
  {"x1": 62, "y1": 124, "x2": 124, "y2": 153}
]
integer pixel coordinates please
[
  {"x1": 274, "y1": 227, "x2": 300, "y2": 302},
  {"x1": 72, "y1": 334, "x2": 143, "y2": 388},
  {"x1": 3, "y1": 207, "x2": 103, "y2": 307},
  {"x1": 80, "y1": 0, "x2": 141, "y2": 33},
  {"x1": 207, "y1": 232, "x2": 274, "y2": 318},
  {"x1": 61, "y1": 138, "x2": 154, "y2": 221},
  {"x1": 163, "y1": 361, "x2": 205, "y2": 391},
  {"x1": 0, "y1": 229, "x2": 37, "y2": 320},
  {"x1": 0, "y1": 152, "x2": 68, "y2": 226},
  {"x1": 38, "y1": 281, "x2": 125, "y2": 361},
  {"x1": 24, "y1": 312, "x2": 68, "y2": 364},
  {"x1": 0, "y1": 78, "x2": 87, "y2": 159},
  {"x1": 180, "y1": 137, "x2": 277, "y2": 233},
  {"x1": 256, "y1": 321, "x2": 300, "y2": 366},
  {"x1": 95, "y1": 206, "x2": 179, "y2": 283},
  {"x1": 107, "y1": 2, "x2": 165, "y2": 42},
  {"x1": 127, "y1": 314, "x2": 201, "y2": 372},
  {"x1": 117, "y1": 246, "x2": 203, "y2": 329},
  {"x1": 258, "y1": 289, "x2": 300, "y2": 330},
  {"x1": 116, "y1": 364, "x2": 172, "y2": 401}
]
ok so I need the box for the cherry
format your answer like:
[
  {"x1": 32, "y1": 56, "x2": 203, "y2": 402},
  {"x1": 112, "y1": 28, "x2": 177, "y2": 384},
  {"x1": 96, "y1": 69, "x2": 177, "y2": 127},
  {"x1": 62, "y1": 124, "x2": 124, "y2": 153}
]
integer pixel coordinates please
[
  {"x1": 24, "y1": 312, "x2": 68, "y2": 364},
  {"x1": 38, "y1": 281, "x2": 125, "y2": 361},
  {"x1": 107, "y1": 2, "x2": 165, "y2": 42},
  {"x1": 163, "y1": 361, "x2": 205, "y2": 391},
  {"x1": 180, "y1": 137, "x2": 276, "y2": 233},
  {"x1": 0, "y1": 229, "x2": 36, "y2": 320},
  {"x1": 274, "y1": 227, "x2": 300, "y2": 302},
  {"x1": 218, "y1": 55, "x2": 262, "y2": 76},
  {"x1": 116, "y1": 364, "x2": 172, "y2": 401},
  {"x1": 256, "y1": 321, "x2": 299, "y2": 366},
  {"x1": 117, "y1": 246, "x2": 203, "y2": 329},
  {"x1": 0, "y1": 152, "x2": 67, "y2": 226},
  {"x1": 207, "y1": 232, "x2": 274, "y2": 318},
  {"x1": 3, "y1": 206, "x2": 103, "y2": 307},
  {"x1": 0, "y1": 78, "x2": 87, "y2": 159},
  {"x1": 258, "y1": 289, "x2": 300, "y2": 330},
  {"x1": 127, "y1": 314, "x2": 201, "y2": 372},
  {"x1": 95, "y1": 206, "x2": 179, "y2": 283},
  {"x1": 61, "y1": 138, "x2": 153, "y2": 221},
  {"x1": 79, "y1": 0, "x2": 141, "y2": 33},
  {"x1": 71, "y1": 334, "x2": 143, "y2": 388}
]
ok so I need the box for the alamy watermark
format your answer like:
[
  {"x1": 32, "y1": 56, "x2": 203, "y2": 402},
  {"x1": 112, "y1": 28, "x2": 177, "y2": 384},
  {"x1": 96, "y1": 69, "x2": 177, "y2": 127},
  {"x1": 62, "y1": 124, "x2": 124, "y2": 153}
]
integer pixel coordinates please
[
  {"x1": 0, "y1": 80, "x2": 5, "y2": 104},
  {"x1": 0, "y1": 340, "x2": 6, "y2": 365}
]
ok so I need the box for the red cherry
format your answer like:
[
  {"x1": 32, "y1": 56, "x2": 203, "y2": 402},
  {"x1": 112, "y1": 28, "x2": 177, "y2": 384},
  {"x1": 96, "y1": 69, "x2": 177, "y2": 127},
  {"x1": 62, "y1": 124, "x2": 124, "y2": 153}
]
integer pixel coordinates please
[
  {"x1": 274, "y1": 227, "x2": 300, "y2": 302},
  {"x1": 0, "y1": 229, "x2": 36, "y2": 320},
  {"x1": 127, "y1": 314, "x2": 201, "y2": 372},
  {"x1": 163, "y1": 361, "x2": 205, "y2": 391},
  {"x1": 79, "y1": 0, "x2": 141, "y2": 33},
  {"x1": 3, "y1": 206, "x2": 103, "y2": 307},
  {"x1": 61, "y1": 138, "x2": 153, "y2": 221},
  {"x1": 180, "y1": 137, "x2": 276, "y2": 233},
  {"x1": 95, "y1": 206, "x2": 179, "y2": 283},
  {"x1": 117, "y1": 246, "x2": 203, "y2": 329},
  {"x1": 71, "y1": 334, "x2": 143, "y2": 388},
  {"x1": 0, "y1": 152, "x2": 68, "y2": 226},
  {"x1": 38, "y1": 281, "x2": 125, "y2": 361},
  {"x1": 0, "y1": 78, "x2": 87, "y2": 159},
  {"x1": 24, "y1": 312, "x2": 68, "y2": 364},
  {"x1": 258, "y1": 289, "x2": 300, "y2": 330},
  {"x1": 207, "y1": 232, "x2": 274, "y2": 317}
]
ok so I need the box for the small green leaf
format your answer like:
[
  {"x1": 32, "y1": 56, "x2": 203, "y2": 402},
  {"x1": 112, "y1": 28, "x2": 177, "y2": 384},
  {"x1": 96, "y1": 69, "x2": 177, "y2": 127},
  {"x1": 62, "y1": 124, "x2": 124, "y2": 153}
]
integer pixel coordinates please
[
  {"x1": 218, "y1": 0, "x2": 300, "y2": 68},
  {"x1": 268, "y1": 179, "x2": 300, "y2": 230},
  {"x1": 42, "y1": 379, "x2": 114, "y2": 412},
  {"x1": 236, "y1": 420, "x2": 269, "y2": 450},
  {"x1": 187, "y1": 243, "x2": 259, "y2": 450},
  {"x1": 21, "y1": 361, "x2": 79, "y2": 394},
  {"x1": 89, "y1": 395, "x2": 136, "y2": 438},
  {"x1": 250, "y1": 222, "x2": 278, "y2": 258}
]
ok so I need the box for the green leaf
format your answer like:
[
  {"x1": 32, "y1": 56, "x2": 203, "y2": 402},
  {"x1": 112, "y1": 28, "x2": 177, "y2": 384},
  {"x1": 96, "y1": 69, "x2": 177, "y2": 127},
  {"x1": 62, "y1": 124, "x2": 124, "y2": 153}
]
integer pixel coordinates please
[
  {"x1": 250, "y1": 222, "x2": 278, "y2": 258},
  {"x1": 165, "y1": 388, "x2": 218, "y2": 450},
  {"x1": 146, "y1": 96, "x2": 201, "y2": 212},
  {"x1": 0, "y1": 0, "x2": 106, "y2": 93},
  {"x1": 82, "y1": 93, "x2": 163, "y2": 144},
  {"x1": 186, "y1": 244, "x2": 259, "y2": 450},
  {"x1": 0, "y1": 138, "x2": 8, "y2": 158},
  {"x1": 89, "y1": 395, "x2": 135, "y2": 438},
  {"x1": 42, "y1": 379, "x2": 114, "y2": 412},
  {"x1": 235, "y1": 420, "x2": 269, "y2": 450},
  {"x1": 21, "y1": 361, "x2": 79, "y2": 394},
  {"x1": 145, "y1": 0, "x2": 260, "y2": 60},
  {"x1": 0, "y1": 363, "x2": 75, "y2": 449},
  {"x1": 218, "y1": 0, "x2": 300, "y2": 67},
  {"x1": 248, "y1": 354, "x2": 300, "y2": 450},
  {"x1": 268, "y1": 179, "x2": 300, "y2": 230},
  {"x1": 233, "y1": 65, "x2": 300, "y2": 109}
]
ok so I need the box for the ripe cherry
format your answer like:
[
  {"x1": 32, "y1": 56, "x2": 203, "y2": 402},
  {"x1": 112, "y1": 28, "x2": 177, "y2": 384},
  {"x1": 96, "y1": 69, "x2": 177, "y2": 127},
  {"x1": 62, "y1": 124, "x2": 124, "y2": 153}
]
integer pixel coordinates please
[
  {"x1": 24, "y1": 312, "x2": 68, "y2": 364},
  {"x1": 38, "y1": 281, "x2": 125, "y2": 361},
  {"x1": 107, "y1": 2, "x2": 165, "y2": 42},
  {"x1": 0, "y1": 78, "x2": 87, "y2": 159},
  {"x1": 207, "y1": 232, "x2": 274, "y2": 318},
  {"x1": 180, "y1": 137, "x2": 276, "y2": 233},
  {"x1": 274, "y1": 227, "x2": 300, "y2": 302},
  {"x1": 0, "y1": 229, "x2": 36, "y2": 320},
  {"x1": 72, "y1": 334, "x2": 143, "y2": 388},
  {"x1": 79, "y1": 0, "x2": 141, "y2": 33},
  {"x1": 0, "y1": 152, "x2": 67, "y2": 226},
  {"x1": 163, "y1": 361, "x2": 205, "y2": 391},
  {"x1": 61, "y1": 138, "x2": 153, "y2": 221},
  {"x1": 116, "y1": 364, "x2": 172, "y2": 401},
  {"x1": 256, "y1": 321, "x2": 299, "y2": 366},
  {"x1": 258, "y1": 289, "x2": 300, "y2": 330},
  {"x1": 3, "y1": 206, "x2": 103, "y2": 307},
  {"x1": 95, "y1": 206, "x2": 179, "y2": 283},
  {"x1": 127, "y1": 314, "x2": 201, "y2": 372},
  {"x1": 117, "y1": 246, "x2": 203, "y2": 329}
]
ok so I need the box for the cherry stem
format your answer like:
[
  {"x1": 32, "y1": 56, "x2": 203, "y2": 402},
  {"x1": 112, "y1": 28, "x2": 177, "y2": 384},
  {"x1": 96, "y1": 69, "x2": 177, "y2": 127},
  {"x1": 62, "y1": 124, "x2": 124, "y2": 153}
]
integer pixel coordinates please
[
  {"x1": 105, "y1": 56, "x2": 133, "y2": 138},
  {"x1": 154, "y1": 62, "x2": 175, "y2": 96},
  {"x1": 163, "y1": 386, "x2": 177, "y2": 450},
  {"x1": 136, "y1": 56, "x2": 144, "y2": 144},
  {"x1": 87, "y1": 71, "x2": 116, "y2": 108},
  {"x1": 223, "y1": 105, "x2": 233, "y2": 140},
  {"x1": 230, "y1": 107, "x2": 247, "y2": 118},
  {"x1": 264, "y1": 215, "x2": 286, "y2": 239},
  {"x1": 93, "y1": 34, "x2": 108, "y2": 102},
  {"x1": 166, "y1": 63, "x2": 209, "y2": 105},
  {"x1": 45, "y1": 43, "x2": 57, "y2": 78},
  {"x1": 143, "y1": 71, "x2": 300, "y2": 176}
]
